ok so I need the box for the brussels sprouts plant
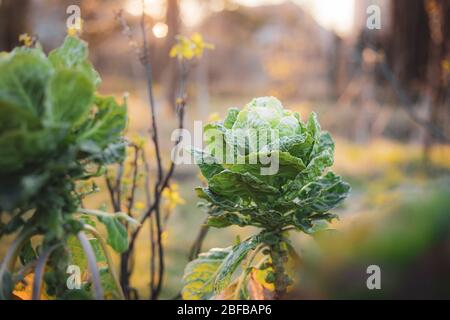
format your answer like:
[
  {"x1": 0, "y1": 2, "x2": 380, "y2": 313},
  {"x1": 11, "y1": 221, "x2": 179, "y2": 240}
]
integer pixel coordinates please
[
  {"x1": 0, "y1": 36, "x2": 131, "y2": 299},
  {"x1": 183, "y1": 97, "x2": 350, "y2": 300}
]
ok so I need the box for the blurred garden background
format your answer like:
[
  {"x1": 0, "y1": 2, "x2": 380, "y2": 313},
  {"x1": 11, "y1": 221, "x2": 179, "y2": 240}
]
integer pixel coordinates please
[{"x1": 1, "y1": 0, "x2": 449, "y2": 299}]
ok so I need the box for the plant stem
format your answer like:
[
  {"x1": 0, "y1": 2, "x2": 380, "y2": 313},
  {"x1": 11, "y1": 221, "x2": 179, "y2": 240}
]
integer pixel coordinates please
[
  {"x1": 0, "y1": 228, "x2": 36, "y2": 294},
  {"x1": 188, "y1": 223, "x2": 209, "y2": 261},
  {"x1": 77, "y1": 231, "x2": 104, "y2": 300},
  {"x1": 32, "y1": 244, "x2": 60, "y2": 300},
  {"x1": 83, "y1": 225, "x2": 125, "y2": 300},
  {"x1": 268, "y1": 239, "x2": 287, "y2": 300}
]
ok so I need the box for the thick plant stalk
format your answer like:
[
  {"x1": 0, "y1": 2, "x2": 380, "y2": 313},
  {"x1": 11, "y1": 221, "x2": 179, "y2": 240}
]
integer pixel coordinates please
[
  {"x1": 269, "y1": 241, "x2": 288, "y2": 300},
  {"x1": 32, "y1": 244, "x2": 60, "y2": 300},
  {"x1": 77, "y1": 231, "x2": 104, "y2": 300}
]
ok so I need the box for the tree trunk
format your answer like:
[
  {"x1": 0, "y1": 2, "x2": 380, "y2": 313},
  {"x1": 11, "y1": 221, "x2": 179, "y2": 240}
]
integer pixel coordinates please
[
  {"x1": 0, "y1": 0, "x2": 31, "y2": 51},
  {"x1": 423, "y1": 0, "x2": 450, "y2": 160}
]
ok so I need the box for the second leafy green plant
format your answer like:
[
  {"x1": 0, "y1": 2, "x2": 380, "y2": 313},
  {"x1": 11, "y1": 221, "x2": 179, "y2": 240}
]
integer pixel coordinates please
[{"x1": 183, "y1": 97, "x2": 350, "y2": 300}]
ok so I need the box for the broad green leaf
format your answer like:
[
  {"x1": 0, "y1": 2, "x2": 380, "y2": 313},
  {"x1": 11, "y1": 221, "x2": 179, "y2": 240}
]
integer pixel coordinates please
[
  {"x1": 228, "y1": 151, "x2": 305, "y2": 187},
  {"x1": 0, "y1": 101, "x2": 40, "y2": 134},
  {"x1": 182, "y1": 237, "x2": 260, "y2": 300},
  {"x1": 299, "y1": 132, "x2": 335, "y2": 182},
  {"x1": 206, "y1": 215, "x2": 234, "y2": 228},
  {"x1": 45, "y1": 69, "x2": 94, "y2": 126},
  {"x1": 196, "y1": 187, "x2": 243, "y2": 212},
  {"x1": 49, "y1": 36, "x2": 100, "y2": 85},
  {"x1": 214, "y1": 237, "x2": 260, "y2": 292},
  {"x1": 190, "y1": 148, "x2": 224, "y2": 180},
  {"x1": 208, "y1": 170, "x2": 279, "y2": 200},
  {"x1": 0, "y1": 127, "x2": 65, "y2": 175},
  {"x1": 0, "y1": 49, "x2": 52, "y2": 116},
  {"x1": 49, "y1": 36, "x2": 88, "y2": 68},
  {"x1": 182, "y1": 247, "x2": 231, "y2": 300},
  {"x1": 97, "y1": 215, "x2": 128, "y2": 253},
  {"x1": 206, "y1": 213, "x2": 251, "y2": 228},
  {"x1": 78, "y1": 95, "x2": 127, "y2": 147},
  {"x1": 223, "y1": 108, "x2": 239, "y2": 129},
  {"x1": 287, "y1": 172, "x2": 349, "y2": 210},
  {"x1": 306, "y1": 112, "x2": 321, "y2": 142}
]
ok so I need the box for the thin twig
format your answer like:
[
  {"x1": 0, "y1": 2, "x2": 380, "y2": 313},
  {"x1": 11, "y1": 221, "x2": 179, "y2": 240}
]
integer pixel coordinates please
[
  {"x1": 105, "y1": 173, "x2": 119, "y2": 211},
  {"x1": 140, "y1": 1, "x2": 164, "y2": 185},
  {"x1": 115, "y1": 163, "x2": 124, "y2": 211},
  {"x1": 151, "y1": 206, "x2": 164, "y2": 299},
  {"x1": 141, "y1": 149, "x2": 152, "y2": 207},
  {"x1": 188, "y1": 223, "x2": 210, "y2": 261},
  {"x1": 150, "y1": 215, "x2": 156, "y2": 298},
  {"x1": 127, "y1": 145, "x2": 140, "y2": 217},
  {"x1": 115, "y1": 2, "x2": 189, "y2": 300}
]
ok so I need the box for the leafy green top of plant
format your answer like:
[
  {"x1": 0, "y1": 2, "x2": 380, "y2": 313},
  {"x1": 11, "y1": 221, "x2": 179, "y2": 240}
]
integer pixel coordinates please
[
  {"x1": 183, "y1": 97, "x2": 350, "y2": 300},
  {"x1": 0, "y1": 36, "x2": 128, "y2": 299}
]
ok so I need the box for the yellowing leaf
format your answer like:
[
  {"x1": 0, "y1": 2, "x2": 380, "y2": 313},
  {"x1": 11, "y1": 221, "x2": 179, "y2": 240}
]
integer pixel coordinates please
[
  {"x1": 212, "y1": 280, "x2": 239, "y2": 300},
  {"x1": 12, "y1": 273, "x2": 49, "y2": 300},
  {"x1": 247, "y1": 270, "x2": 274, "y2": 300}
]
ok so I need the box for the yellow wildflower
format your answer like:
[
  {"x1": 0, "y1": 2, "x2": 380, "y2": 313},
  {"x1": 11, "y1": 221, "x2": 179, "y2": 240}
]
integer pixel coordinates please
[
  {"x1": 19, "y1": 33, "x2": 33, "y2": 47},
  {"x1": 169, "y1": 33, "x2": 214, "y2": 61},
  {"x1": 170, "y1": 36, "x2": 194, "y2": 60},
  {"x1": 161, "y1": 230, "x2": 169, "y2": 246},
  {"x1": 162, "y1": 183, "x2": 185, "y2": 210},
  {"x1": 134, "y1": 201, "x2": 146, "y2": 210},
  {"x1": 190, "y1": 33, "x2": 214, "y2": 58},
  {"x1": 67, "y1": 19, "x2": 83, "y2": 37},
  {"x1": 208, "y1": 112, "x2": 221, "y2": 123},
  {"x1": 131, "y1": 134, "x2": 146, "y2": 149}
]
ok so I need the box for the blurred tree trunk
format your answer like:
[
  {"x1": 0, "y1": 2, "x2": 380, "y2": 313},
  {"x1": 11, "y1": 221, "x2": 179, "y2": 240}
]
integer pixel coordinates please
[
  {"x1": 423, "y1": 0, "x2": 450, "y2": 159},
  {"x1": 386, "y1": 0, "x2": 449, "y2": 158},
  {"x1": 0, "y1": 0, "x2": 31, "y2": 51},
  {"x1": 387, "y1": 0, "x2": 431, "y2": 91}
]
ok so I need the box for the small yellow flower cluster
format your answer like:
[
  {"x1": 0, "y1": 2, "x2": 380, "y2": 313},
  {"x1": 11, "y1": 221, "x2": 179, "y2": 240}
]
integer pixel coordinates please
[
  {"x1": 67, "y1": 19, "x2": 84, "y2": 37},
  {"x1": 169, "y1": 33, "x2": 214, "y2": 61},
  {"x1": 207, "y1": 112, "x2": 221, "y2": 123},
  {"x1": 162, "y1": 183, "x2": 185, "y2": 210},
  {"x1": 19, "y1": 33, "x2": 33, "y2": 47},
  {"x1": 134, "y1": 201, "x2": 146, "y2": 210},
  {"x1": 130, "y1": 134, "x2": 146, "y2": 149}
]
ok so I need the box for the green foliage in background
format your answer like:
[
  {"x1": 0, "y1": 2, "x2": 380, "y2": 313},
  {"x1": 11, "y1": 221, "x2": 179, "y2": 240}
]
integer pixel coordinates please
[
  {"x1": 301, "y1": 185, "x2": 450, "y2": 299},
  {"x1": 0, "y1": 36, "x2": 128, "y2": 299},
  {"x1": 183, "y1": 97, "x2": 350, "y2": 300}
]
